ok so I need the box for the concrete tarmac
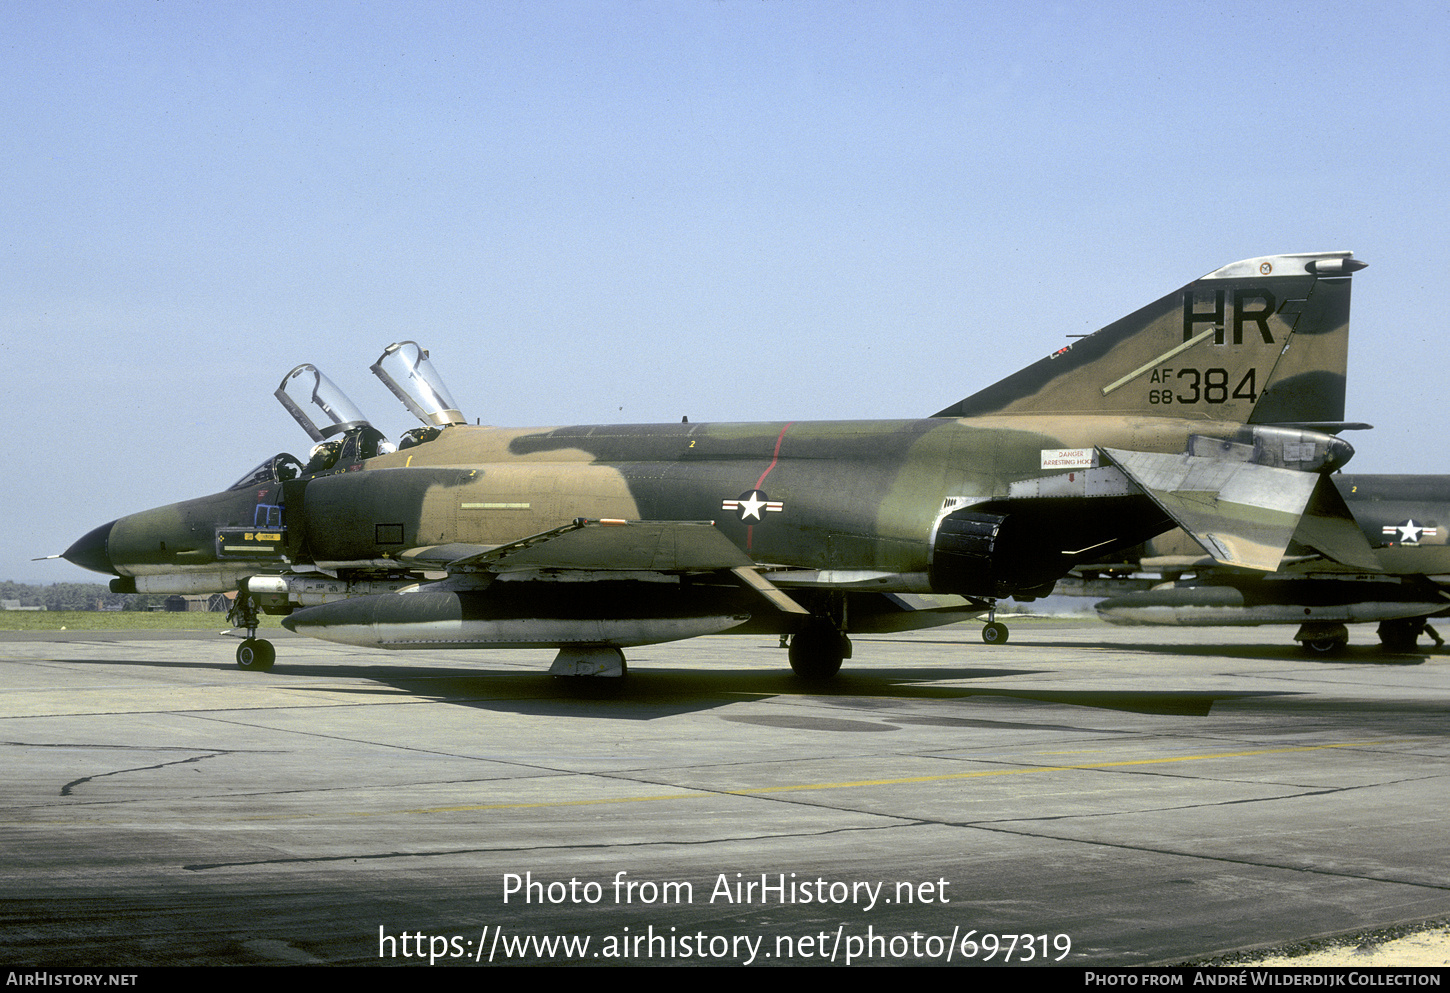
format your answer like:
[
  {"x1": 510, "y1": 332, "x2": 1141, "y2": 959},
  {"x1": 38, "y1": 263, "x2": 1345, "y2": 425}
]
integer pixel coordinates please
[{"x1": 1, "y1": 620, "x2": 1446, "y2": 967}]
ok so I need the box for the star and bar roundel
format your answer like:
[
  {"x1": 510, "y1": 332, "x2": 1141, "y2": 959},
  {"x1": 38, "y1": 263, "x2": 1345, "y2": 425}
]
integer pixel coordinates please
[
  {"x1": 722, "y1": 489, "x2": 784, "y2": 522},
  {"x1": 1382, "y1": 519, "x2": 1441, "y2": 545},
  {"x1": 722, "y1": 422, "x2": 793, "y2": 528}
]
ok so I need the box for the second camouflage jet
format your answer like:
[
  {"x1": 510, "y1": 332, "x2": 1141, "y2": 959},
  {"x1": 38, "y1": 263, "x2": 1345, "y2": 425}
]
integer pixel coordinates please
[
  {"x1": 62, "y1": 251, "x2": 1367, "y2": 677},
  {"x1": 1094, "y1": 475, "x2": 1450, "y2": 654}
]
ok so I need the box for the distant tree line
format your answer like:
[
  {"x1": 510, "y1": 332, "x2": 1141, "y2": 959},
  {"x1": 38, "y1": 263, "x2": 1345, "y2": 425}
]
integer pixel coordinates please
[{"x1": 0, "y1": 581, "x2": 170, "y2": 612}]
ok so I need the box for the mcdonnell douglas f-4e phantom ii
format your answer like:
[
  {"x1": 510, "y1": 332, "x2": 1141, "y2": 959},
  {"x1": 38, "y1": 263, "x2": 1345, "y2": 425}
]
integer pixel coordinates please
[
  {"x1": 1093, "y1": 475, "x2": 1450, "y2": 654},
  {"x1": 61, "y1": 252, "x2": 1367, "y2": 678}
]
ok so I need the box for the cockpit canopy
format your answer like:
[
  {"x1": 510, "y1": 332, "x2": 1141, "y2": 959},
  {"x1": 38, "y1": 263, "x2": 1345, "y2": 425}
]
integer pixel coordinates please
[
  {"x1": 371, "y1": 341, "x2": 467, "y2": 428},
  {"x1": 260, "y1": 345, "x2": 463, "y2": 481},
  {"x1": 275, "y1": 364, "x2": 373, "y2": 443}
]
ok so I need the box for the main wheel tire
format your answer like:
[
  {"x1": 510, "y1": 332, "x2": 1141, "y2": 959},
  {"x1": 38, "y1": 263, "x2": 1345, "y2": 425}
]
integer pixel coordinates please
[
  {"x1": 788, "y1": 621, "x2": 845, "y2": 679},
  {"x1": 981, "y1": 622, "x2": 1009, "y2": 645},
  {"x1": 236, "y1": 638, "x2": 276, "y2": 671},
  {"x1": 1377, "y1": 618, "x2": 1424, "y2": 653},
  {"x1": 1303, "y1": 636, "x2": 1347, "y2": 655}
]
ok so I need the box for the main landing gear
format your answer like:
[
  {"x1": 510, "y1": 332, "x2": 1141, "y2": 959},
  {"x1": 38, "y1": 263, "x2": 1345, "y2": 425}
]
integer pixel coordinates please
[
  {"x1": 782, "y1": 597, "x2": 1009, "y2": 679},
  {"x1": 228, "y1": 591, "x2": 276, "y2": 671},
  {"x1": 1298, "y1": 619, "x2": 1446, "y2": 656},
  {"x1": 1376, "y1": 617, "x2": 1443, "y2": 653},
  {"x1": 787, "y1": 616, "x2": 851, "y2": 680}
]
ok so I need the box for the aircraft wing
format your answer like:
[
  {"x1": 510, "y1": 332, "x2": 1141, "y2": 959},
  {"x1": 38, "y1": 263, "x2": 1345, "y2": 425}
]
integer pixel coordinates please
[
  {"x1": 397, "y1": 518, "x2": 756, "y2": 573},
  {"x1": 281, "y1": 518, "x2": 820, "y2": 662},
  {"x1": 1101, "y1": 448, "x2": 1322, "y2": 572},
  {"x1": 398, "y1": 519, "x2": 810, "y2": 616}
]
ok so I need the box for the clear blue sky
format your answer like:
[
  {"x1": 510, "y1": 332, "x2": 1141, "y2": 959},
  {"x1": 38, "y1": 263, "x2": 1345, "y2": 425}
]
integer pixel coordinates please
[{"x1": 6, "y1": 0, "x2": 1448, "y2": 582}]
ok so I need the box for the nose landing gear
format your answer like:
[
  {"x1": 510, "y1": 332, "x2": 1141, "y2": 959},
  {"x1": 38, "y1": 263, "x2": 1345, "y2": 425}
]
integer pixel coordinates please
[
  {"x1": 228, "y1": 591, "x2": 276, "y2": 671},
  {"x1": 981, "y1": 601, "x2": 1009, "y2": 645}
]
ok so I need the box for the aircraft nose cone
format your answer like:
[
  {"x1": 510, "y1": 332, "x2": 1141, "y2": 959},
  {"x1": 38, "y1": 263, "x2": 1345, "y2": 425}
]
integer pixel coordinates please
[{"x1": 63, "y1": 520, "x2": 117, "y2": 576}]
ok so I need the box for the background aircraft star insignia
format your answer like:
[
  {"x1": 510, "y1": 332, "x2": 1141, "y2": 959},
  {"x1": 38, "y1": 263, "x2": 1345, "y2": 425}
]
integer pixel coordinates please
[{"x1": 1383, "y1": 520, "x2": 1439, "y2": 544}]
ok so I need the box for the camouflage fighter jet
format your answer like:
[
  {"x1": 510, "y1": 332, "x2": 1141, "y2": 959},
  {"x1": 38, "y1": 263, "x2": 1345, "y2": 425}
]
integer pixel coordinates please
[
  {"x1": 1094, "y1": 475, "x2": 1450, "y2": 654},
  {"x1": 60, "y1": 252, "x2": 1367, "y2": 677}
]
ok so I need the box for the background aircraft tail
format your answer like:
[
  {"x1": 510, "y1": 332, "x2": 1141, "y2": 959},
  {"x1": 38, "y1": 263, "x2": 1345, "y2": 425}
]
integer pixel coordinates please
[{"x1": 934, "y1": 252, "x2": 1364, "y2": 425}]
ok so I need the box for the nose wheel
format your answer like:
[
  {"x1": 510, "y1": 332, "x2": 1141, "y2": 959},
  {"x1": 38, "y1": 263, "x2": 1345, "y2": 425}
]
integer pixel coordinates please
[
  {"x1": 981, "y1": 602, "x2": 1009, "y2": 645},
  {"x1": 236, "y1": 638, "x2": 276, "y2": 671},
  {"x1": 229, "y1": 590, "x2": 276, "y2": 671}
]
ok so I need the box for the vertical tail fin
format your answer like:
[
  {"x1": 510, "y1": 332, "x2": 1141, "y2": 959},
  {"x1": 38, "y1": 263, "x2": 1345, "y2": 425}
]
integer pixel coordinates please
[{"x1": 934, "y1": 252, "x2": 1363, "y2": 424}]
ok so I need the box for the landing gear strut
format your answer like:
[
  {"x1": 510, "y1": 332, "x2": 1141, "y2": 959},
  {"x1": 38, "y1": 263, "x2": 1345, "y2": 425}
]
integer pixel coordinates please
[
  {"x1": 228, "y1": 590, "x2": 275, "y2": 671},
  {"x1": 981, "y1": 601, "x2": 1009, "y2": 645}
]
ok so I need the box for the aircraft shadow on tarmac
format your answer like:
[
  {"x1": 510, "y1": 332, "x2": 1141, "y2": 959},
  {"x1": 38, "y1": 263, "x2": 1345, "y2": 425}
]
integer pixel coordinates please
[
  {"x1": 1041, "y1": 637, "x2": 1435, "y2": 665},
  {"x1": 53, "y1": 652, "x2": 1283, "y2": 720}
]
